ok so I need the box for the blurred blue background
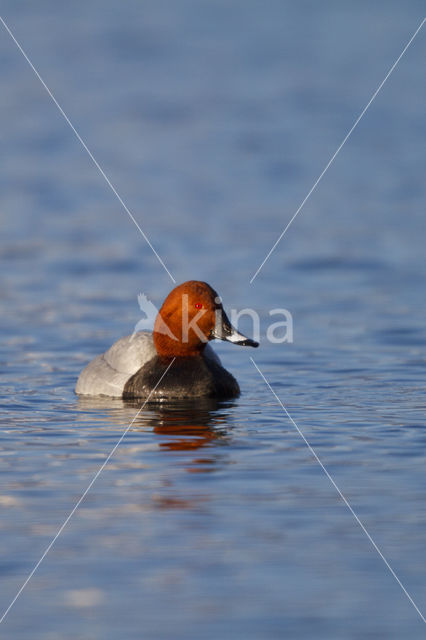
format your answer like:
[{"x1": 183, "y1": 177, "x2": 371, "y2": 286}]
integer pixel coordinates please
[{"x1": 0, "y1": 1, "x2": 425, "y2": 638}]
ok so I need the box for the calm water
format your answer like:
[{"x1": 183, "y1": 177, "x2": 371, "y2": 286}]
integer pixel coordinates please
[{"x1": 1, "y1": 1, "x2": 426, "y2": 638}]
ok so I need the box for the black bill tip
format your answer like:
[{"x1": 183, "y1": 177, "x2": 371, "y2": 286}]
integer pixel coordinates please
[{"x1": 232, "y1": 338, "x2": 259, "y2": 348}]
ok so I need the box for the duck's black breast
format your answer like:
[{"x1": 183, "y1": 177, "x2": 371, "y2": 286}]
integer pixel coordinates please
[{"x1": 122, "y1": 355, "x2": 240, "y2": 400}]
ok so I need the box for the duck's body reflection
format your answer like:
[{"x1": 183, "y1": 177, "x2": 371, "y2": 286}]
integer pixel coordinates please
[
  {"x1": 128, "y1": 397, "x2": 232, "y2": 457},
  {"x1": 77, "y1": 396, "x2": 234, "y2": 469}
]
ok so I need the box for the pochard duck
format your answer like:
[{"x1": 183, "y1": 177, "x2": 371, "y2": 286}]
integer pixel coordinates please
[{"x1": 75, "y1": 281, "x2": 258, "y2": 400}]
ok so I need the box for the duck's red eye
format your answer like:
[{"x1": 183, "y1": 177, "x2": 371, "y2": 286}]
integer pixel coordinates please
[{"x1": 195, "y1": 302, "x2": 202, "y2": 309}]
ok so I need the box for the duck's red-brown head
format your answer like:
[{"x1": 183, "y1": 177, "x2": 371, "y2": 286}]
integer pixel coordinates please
[{"x1": 153, "y1": 280, "x2": 258, "y2": 358}]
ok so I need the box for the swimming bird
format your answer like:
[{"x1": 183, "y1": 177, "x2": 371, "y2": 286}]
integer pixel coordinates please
[{"x1": 75, "y1": 280, "x2": 258, "y2": 400}]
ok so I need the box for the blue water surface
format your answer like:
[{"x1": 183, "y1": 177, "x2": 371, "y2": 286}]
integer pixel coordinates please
[{"x1": 1, "y1": 1, "x2": 425, "y2": 638}]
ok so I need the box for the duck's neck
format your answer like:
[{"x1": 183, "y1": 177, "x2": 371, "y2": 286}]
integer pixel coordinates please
[{"x1": 153, "y1": 330, "x2": 207, "y2": 358}]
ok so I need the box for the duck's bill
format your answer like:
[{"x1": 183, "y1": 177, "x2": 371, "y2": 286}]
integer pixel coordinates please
[{"x1": 211, "y1": 309, "x2": 259, "y2": 348}]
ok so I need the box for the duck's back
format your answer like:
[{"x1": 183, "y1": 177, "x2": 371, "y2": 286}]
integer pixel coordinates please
[{"x1": 75, "y1": 331, "x2": 156, "y2": 397}]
